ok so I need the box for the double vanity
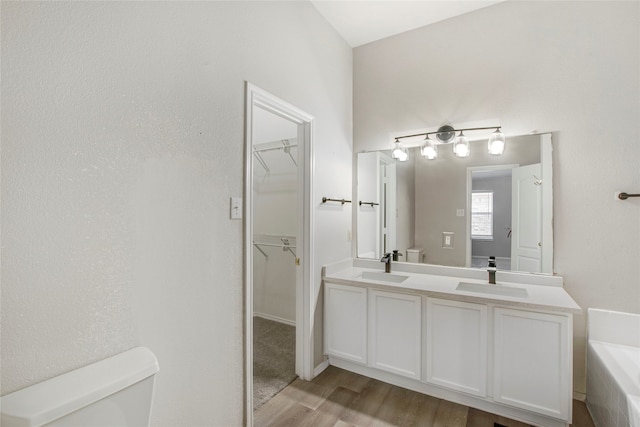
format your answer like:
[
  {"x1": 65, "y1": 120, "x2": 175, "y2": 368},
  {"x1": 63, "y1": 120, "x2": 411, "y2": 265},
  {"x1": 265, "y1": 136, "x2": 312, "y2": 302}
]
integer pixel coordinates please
[{"x1": 322, "y1": 258, "x2": 581, "y2": 427}]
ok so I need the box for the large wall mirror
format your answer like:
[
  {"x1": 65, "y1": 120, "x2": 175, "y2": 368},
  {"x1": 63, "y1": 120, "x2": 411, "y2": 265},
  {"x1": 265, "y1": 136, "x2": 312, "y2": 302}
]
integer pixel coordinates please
[{"x1": 356, "y1": 133, "x2": 553, "y2": 274}]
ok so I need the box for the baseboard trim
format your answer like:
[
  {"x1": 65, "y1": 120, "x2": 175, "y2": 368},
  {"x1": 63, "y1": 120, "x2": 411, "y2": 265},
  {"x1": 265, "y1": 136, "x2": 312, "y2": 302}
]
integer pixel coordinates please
[
  {"x1": 313, "y1": 358, "x2": 330, "y2": 378},
  {"x1": 253, "y1": 312, "x2": 295, "y2": 326}
]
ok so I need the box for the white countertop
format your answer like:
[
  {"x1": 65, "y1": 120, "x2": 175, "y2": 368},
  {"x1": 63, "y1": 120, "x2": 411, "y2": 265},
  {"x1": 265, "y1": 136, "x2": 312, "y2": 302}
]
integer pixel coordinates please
[{"x1": 323, "y1": 259, "x2": 581, "y2": 314}]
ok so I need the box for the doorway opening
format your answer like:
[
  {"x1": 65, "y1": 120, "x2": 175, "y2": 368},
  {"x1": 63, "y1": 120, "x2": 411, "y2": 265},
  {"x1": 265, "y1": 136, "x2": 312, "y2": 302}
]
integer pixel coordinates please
[
  {"x1": 244, "y1": 83, "x2": 314, "y2": 425},
  {"x1": 466, "y1": 164, "x2": 518, "y2": 270}
]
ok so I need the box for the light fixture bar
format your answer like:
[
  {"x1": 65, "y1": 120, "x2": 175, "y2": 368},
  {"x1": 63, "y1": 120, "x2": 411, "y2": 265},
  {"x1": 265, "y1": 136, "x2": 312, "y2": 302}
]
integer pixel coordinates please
[{"x1": 395, "y1": 126, "x2": 501, "y2": 142}]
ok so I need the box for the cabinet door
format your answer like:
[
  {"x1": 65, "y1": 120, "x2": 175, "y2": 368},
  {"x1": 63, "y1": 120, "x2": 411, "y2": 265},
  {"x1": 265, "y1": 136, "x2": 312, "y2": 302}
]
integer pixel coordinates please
[
  {"x1": 324, "y1": 283, "x2": 367, "y2": 364},
  {"x1": 369, "y1": 290, "x2": 422, "y2": 379},
  {"x1": 426, "y1": 298, "x2": 487, "y2": 397},
  {"x1": 493, "y1": 307, "x2": 571, "y2": 420}
]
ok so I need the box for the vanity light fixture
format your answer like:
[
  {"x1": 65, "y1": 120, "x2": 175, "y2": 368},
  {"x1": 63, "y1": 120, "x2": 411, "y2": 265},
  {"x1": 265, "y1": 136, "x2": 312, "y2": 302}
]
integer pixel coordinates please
[
  {"x1": 453, "y1": 131, "x2": 470, "y2": 158},
  {"x1": 488, "y1": 128, "x2": 506, "y2": 155},
  {"x1": 396, "y1": 125, "x2": 506, "y2": 161},
  {"x1": 421, "y1": 135, "x2": 438, "y2": 159},
  {"x1": 391, "y1": 138, "x2": 408, "y2": 162}
]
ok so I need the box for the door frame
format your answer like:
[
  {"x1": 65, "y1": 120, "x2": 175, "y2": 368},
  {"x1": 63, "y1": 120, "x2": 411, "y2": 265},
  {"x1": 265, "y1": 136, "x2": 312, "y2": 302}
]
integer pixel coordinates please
[
  {"x1": 539, "y1": 133, "x2": 553, "y2": 273},
  {"x1": 379, "y1": 155, "x2": 396, "y2": 257},
  {"x1": 244, "y1": 83, "x2": 314, "y2": 425}
]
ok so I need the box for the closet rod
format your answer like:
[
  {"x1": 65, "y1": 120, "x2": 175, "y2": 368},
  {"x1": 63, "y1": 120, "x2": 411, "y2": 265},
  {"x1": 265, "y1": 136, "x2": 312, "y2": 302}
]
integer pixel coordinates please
[
  {"x1": 252, "y1": 139, "x2": 298, "y2": 170},
  {"x1": 252, "y1": 242, "x2": 297, "y2": 259},
  {"x1": 618, "y1": 192, "x2": 640, "y2": 200},
  {"x1": 253, "y1": 143, "x2": 298, "y2": 154},
  {"x1": 253, "y1": 242, "x2": 297, "y2": 249}
]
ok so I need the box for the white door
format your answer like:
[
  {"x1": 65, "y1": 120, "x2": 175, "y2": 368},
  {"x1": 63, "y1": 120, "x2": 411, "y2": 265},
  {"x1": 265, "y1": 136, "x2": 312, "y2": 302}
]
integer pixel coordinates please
[{"x1": 511, "y1": 163, "x2": 542, "y2": 272}]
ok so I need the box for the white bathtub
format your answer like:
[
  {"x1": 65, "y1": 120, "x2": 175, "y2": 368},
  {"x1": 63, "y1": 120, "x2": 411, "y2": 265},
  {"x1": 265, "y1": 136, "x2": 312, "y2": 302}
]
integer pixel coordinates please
[{"x1": 587, "y1": 308, "x2": 640, "y2": 427}]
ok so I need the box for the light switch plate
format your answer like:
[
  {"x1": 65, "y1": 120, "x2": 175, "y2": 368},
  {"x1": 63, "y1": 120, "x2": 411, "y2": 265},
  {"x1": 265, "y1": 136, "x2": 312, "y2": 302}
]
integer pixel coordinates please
[
  {"x1": 456, "y1": 209, "x2": 465, "y2": 217},
  {"x1": 442, "y1": 232, "x2": 454, "y2": 248},
  {"x1": 230, "y1": 197, "x2": 242, "y2": 219}
]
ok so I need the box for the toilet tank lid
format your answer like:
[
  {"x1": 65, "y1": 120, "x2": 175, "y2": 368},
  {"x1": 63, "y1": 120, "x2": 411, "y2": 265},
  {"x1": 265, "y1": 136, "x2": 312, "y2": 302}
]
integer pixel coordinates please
[{"x1": 0, "y1": 347, "x2": 159, "y2": 427}]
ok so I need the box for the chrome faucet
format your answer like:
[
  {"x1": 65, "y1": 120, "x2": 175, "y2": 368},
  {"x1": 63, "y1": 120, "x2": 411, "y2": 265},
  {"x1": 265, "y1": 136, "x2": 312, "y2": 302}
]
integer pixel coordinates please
[
  {"x1": 380, "y1": 253, "x2": 392, "y2": 273},
  {"x1": 487, "y1": 256, "x2": 497, "y2": 284}
]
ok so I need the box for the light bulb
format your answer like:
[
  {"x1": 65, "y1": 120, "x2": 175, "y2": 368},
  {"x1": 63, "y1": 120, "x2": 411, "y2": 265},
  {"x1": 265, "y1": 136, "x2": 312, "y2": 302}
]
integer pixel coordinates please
[
  {"x1": 453, "y1": 132, "x2": 470, "y2": 158},
  {"x1": 391, "y1": 140, "x2": 408, "y2": 162},
  {"x1": 421, "y1": 136, "x2": 438, "y2": 160},
  {"x1": 488, "y1": 129, "x2": 506, "y2": 155}
]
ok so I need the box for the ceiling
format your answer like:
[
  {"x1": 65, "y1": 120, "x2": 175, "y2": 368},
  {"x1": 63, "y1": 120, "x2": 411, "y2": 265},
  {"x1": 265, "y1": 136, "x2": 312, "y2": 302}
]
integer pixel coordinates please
[{"x1": 310, "y1": 0, "x2": 504, "y2": 47}]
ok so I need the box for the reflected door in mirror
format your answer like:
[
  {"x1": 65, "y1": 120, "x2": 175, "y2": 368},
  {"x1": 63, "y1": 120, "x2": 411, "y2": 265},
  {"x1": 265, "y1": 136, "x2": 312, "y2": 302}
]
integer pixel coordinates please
[{"x1": 357, "y1": 152, "x2": 396, "y2": 259}]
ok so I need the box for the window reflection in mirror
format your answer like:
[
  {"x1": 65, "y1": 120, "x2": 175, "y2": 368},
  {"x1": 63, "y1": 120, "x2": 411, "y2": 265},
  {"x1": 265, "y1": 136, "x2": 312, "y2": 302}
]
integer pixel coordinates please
[{"x1": 356, "y1": 133, "x2": 553, "y2": 274}]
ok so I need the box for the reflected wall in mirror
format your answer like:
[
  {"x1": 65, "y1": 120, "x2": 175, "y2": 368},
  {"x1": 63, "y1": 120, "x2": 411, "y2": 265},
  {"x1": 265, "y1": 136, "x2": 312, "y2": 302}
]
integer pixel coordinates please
[{"x1": 356, "y1": 133, "x2": 553, "y2": 274}]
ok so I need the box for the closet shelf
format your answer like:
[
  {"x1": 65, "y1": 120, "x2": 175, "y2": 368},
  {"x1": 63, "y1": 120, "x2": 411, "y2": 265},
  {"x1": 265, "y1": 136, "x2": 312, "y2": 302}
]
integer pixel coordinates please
[
  {"x1": 253, "y1": 139, "x2": 298, "y2": 172},
  {"x1": 253, "y1": 235, "x2": 297, "y2": 260}
]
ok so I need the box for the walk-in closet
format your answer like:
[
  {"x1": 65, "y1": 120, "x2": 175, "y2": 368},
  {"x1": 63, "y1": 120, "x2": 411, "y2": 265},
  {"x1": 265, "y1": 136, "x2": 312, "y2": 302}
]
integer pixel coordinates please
[{"x1": 251, "y1": 105, "x2": 299, "y2": 410}]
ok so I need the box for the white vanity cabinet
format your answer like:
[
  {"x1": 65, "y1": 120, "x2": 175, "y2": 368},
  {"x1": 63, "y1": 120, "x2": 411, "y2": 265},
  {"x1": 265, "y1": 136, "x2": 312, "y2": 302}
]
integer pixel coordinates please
[
  {"x1": 425, "y1": 298, "x2": 487, "y2": 397},
  {"x1": 493, "y1": 307, "x2": 572, "y2": 420},
  {"x1": 369, "y1": 289, "x2": 422, "y2": 379},
  {"x1": 322, "y1": 265, "x2": 580, "y2": 427},
  {"x1": 324, "y1": 283, "x2": 422, "y2": 377},
  {"x1": 324, "y1": 282, "x2": 367, "y2": 364}
]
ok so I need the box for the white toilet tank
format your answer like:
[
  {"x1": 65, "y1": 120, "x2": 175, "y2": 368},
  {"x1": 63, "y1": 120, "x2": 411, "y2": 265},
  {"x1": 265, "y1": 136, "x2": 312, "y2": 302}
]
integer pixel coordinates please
[
  {"x1": 406, "y1": 248, "x2": 424, "y2": 263},
  {"x1": 0, "y1": 347, "x2": 159, "y2": 427}
]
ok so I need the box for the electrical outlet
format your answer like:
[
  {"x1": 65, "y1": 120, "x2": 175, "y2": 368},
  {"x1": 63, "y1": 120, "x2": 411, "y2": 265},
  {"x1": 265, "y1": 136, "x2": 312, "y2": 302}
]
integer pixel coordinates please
[{"x1": 456, "y1": 209, "x2": 465, "y2": 217}]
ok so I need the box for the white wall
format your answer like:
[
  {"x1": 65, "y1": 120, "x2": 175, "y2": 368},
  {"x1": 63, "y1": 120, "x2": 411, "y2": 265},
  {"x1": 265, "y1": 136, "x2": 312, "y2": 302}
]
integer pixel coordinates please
[
  {"x1": 253, "y1": 177, "x2": 298, "y2": 323},
  {"x1": 354, "y1": 1, "x2": 639, "y2": 395},
  {"x1": 1, "y1": 2, "x2": 352, "y2": 425}
]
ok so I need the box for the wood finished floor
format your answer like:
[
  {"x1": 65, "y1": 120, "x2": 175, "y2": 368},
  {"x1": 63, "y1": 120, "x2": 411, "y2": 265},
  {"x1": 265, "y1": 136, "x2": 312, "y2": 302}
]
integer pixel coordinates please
[{"x1": 254, "y1": 366, "x2": 596, "y2": 427}]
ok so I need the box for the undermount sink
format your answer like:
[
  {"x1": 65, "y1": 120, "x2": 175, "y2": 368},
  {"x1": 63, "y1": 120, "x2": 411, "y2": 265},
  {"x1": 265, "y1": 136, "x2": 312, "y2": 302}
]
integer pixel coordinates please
[
  {"x1": 360, "y1": 271, "x2": 409, "y2": 283},
  {"x1": 456, "y1": 281, "x2": 528, "y2": 298}
]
